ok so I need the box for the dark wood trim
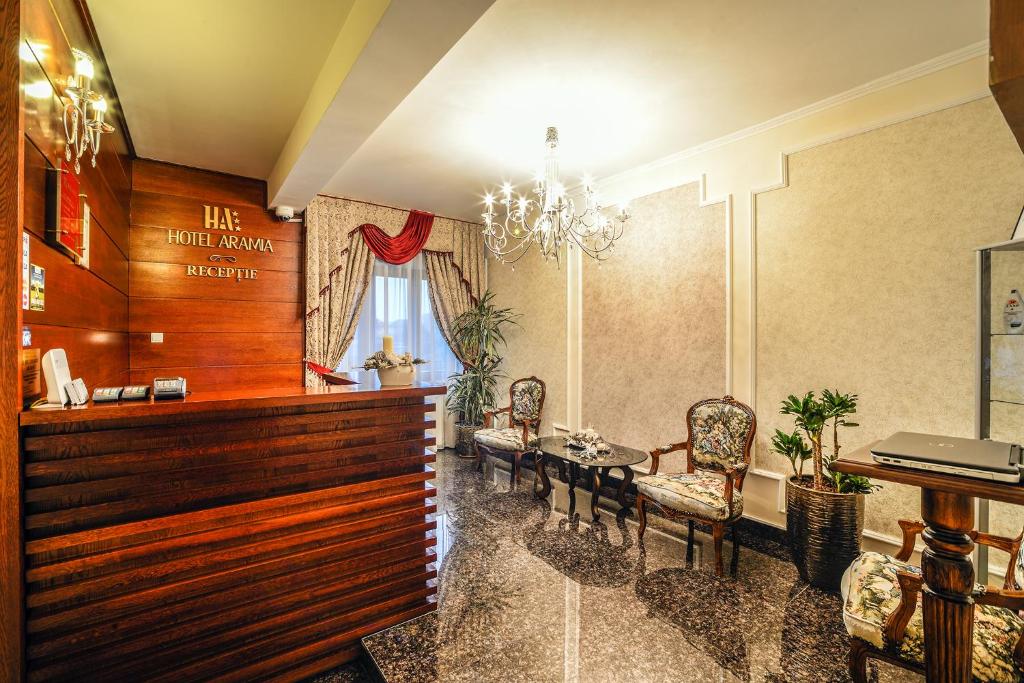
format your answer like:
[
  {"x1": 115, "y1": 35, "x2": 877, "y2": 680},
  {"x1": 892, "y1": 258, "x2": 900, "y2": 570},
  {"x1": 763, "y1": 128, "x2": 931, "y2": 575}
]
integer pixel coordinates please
[{"x1": 1, "y1": 1, "x2": 25, "y2": 679}]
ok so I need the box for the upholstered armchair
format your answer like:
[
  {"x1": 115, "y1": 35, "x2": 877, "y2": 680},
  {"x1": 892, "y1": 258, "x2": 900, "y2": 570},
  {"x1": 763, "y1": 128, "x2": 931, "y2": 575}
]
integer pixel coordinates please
[
  {"x1": 636, "y1": 396, "x2": 756, "y2": 577},
  {"x1": 473, "y1": 377, "x2": 546, "y2": 485},
  {"x1": 843, "y1": 520, "x2": 1024, "y2": 683}
]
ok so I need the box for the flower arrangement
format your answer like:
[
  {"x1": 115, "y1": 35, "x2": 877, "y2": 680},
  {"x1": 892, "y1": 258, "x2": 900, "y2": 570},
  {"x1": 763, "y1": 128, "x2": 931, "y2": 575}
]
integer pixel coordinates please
[
  {"x1": 358, "y1": 350, "x2": 427, "y2": 371},
  {"x1": 565, "y1": 427, "x2": 611, "y2": 453}
]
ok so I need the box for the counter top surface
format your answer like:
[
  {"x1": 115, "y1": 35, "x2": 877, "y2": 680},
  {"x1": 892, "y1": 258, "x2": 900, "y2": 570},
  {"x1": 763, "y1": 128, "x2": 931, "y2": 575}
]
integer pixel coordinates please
[{"x1": 21, "y1": 378, "x2": 446, "y2": 426}]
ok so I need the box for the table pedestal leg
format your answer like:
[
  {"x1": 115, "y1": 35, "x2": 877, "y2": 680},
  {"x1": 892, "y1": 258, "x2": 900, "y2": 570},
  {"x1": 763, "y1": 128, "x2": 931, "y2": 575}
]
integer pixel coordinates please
[
  {"x1": 615, "y1": 466, "x2": 634, "y2": 511},
  {"x1": 590, "y1": 467, "x2": 601, "y2": 521},
  {"x1": 534, "y1": 451, "x2": 551, "y2": 499},
  {"x1": 920, "y1": 489, "x2": 975, "y2": 683}
]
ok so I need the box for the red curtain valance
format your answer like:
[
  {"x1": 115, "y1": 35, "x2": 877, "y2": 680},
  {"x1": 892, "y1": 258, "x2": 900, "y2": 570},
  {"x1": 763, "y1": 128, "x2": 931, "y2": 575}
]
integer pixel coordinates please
[{"x1": 358, "y1": 210, "x2": 434, "y2": 264}]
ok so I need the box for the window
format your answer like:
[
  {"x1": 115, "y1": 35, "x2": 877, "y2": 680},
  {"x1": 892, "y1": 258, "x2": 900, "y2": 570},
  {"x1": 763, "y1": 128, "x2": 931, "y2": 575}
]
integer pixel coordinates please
[{"x1": 338, "y1": 253, "x2": 459, "y2": 382}]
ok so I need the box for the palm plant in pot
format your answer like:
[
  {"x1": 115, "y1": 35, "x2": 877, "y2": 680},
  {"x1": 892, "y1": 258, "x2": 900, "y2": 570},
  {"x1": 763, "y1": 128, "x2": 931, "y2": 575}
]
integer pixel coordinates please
[
  {"x1": 773, "y1": 389, "x2": 876, "y2": 590},
  {"x1": 447, "y1": 291, "x2": 519, "y2": 457}
]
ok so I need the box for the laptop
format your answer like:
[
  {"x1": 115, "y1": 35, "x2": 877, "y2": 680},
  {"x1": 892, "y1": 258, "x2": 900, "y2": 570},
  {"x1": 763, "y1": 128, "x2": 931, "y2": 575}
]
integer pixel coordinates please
[{"x1": 871, "y1": 432, "x2": 1023, "y2": 483}]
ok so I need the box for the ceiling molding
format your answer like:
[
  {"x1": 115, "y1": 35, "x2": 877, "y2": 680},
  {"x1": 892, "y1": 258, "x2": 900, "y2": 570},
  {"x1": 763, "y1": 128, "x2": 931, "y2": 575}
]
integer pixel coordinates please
[{"x1": 588, "y1": 40, "x2": 990, "y2": 195}]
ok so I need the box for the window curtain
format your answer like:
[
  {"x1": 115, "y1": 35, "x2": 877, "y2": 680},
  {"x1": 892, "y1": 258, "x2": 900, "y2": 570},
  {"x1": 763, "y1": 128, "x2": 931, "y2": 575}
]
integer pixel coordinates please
[
  {"x1": 304, "y1": 195, "x2": 486, "y2": 386},
  {"x1": 304, "y1": 203, "x2": 375, "y2": 386},
  {"x1": 338, "y1": 254, "x2": 460, "y2": 380}
]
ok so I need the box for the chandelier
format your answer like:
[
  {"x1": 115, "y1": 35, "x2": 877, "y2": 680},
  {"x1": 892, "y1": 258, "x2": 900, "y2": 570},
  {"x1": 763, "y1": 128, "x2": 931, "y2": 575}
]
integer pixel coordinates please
[
  {"x1": 482, "y1": 127, "x2": 629, "y2": 265},
  {"x1": 62, "y1": 48, "x2": 114, "y2": 174}
]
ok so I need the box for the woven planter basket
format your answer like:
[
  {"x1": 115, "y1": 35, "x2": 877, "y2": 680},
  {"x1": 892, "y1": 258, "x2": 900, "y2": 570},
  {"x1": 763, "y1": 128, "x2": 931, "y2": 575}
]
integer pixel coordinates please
[
  {"x1": 454, "y1": 422, "x2": 482, "y2": 458},
  {"x1": 786, "y1": 477, "x2": 864, "y2": 591}
]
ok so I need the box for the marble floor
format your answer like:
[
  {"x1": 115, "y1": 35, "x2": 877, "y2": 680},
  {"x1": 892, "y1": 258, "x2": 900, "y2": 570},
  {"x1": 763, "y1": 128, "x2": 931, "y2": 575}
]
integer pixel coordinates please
[{"x1": 314, "y1": 450, "x2": 918, "y2": 683}]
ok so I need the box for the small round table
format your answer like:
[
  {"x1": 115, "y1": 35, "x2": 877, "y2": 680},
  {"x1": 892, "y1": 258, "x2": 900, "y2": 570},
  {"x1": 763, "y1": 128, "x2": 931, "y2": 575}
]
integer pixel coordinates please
[{"x1": 533, "y1": 436, "x2": 648, "y2": 521}]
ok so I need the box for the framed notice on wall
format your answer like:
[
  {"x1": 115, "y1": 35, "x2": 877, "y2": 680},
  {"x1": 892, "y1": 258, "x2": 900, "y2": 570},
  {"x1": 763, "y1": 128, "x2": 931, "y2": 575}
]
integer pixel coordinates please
[{"x1": 44, "y1": 160, "x2": 86, "y2": 262}]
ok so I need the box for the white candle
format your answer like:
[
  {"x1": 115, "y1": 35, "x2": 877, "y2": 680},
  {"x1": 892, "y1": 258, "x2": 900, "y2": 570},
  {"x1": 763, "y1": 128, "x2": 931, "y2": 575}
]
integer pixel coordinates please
[{"x1": 382, "y1": 335, "x2": 394, "y2": 354}]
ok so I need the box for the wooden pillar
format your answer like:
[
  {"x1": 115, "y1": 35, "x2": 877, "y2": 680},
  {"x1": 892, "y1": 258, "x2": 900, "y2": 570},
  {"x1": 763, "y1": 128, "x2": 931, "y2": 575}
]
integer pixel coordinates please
[
  {"x1": 920, "y1": 489, "x2": 975, "y2": 683},
  {"x1": 0, "y1": 0, "x2": 23, "y2": 680}
]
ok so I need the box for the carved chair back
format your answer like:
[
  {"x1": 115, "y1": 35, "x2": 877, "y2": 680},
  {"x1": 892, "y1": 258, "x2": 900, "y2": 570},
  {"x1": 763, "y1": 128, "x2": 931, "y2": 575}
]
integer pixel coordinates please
[
  {"x1": 685, "y1": 396, "x2": 756, "y2": 488},
  {"x1": 509, "y1": 376, "x2": 546, "y2": 432}
]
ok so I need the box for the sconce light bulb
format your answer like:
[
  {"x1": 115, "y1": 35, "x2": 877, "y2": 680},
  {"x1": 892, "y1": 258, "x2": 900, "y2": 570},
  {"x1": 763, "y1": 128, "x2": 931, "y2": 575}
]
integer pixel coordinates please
[{"x1": 73, "y1": 49, "x2": 95, "y2": 79}]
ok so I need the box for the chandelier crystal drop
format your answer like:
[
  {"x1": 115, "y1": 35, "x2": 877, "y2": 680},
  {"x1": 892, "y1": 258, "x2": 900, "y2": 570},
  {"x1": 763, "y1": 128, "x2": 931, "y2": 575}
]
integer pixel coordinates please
[
  {"x1": 62, "y1": 48, "x2": 115, "y2": 174},
  {"x1": 481, "y1": 127, "x2": 629, "y2": 265}
]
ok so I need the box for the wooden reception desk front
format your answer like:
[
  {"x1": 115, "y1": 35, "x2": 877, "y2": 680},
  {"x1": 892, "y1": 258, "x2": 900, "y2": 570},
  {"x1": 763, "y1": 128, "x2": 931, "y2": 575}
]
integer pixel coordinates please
[{"x1": 18, "y1": 382, "x2": 444, "y2": 682}]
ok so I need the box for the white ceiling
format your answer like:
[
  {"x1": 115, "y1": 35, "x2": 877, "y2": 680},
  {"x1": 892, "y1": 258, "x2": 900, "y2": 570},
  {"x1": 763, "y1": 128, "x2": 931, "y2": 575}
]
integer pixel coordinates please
[
  {"x1": 88, "y1": 0, "x2": 358, "y2": 179},
  {"x1": 322, "y1": 0, "x2": 988, "y2": 221}
]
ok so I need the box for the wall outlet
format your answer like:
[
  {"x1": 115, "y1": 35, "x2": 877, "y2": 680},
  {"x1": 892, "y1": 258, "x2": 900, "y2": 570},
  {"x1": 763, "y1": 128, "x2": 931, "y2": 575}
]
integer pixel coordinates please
[{"x1": 151, "y1": 332, "x2": 164, "y2": 343}]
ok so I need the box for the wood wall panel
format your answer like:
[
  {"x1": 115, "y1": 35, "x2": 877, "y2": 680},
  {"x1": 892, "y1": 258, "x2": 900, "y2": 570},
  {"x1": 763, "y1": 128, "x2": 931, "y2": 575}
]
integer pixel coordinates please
[
  {"x1": 26, "y1": 325, "x2": 128, "y2": 392},
  {"x1": 129, "y1": 363, "x2": 303, "y2": 391},
  {"x1": 131, "y1": 191, "x2": 302, "y2": 243},
  {"x1": 2, "y1": 1, "x2": 24, "y2": 678},
  {"x1": 130, "y1": 332, "x2": 303, "y2": 367},
  {"x1": 129, "y1": 160, "x2": 304, "y2": 392},
  {"x1": 130, "y1": 223, "x2": 302, "y2": 269},
  {"x1": 130, "y1": 298, "x2": 303, "y2": 333},
  {"x1": 20, "y1": 391, "x2": 439, "y2": 682},
  {"x1": 22, "y1": 233, "x2": 127, "y2": 331},
  {"x1": 129, "y1": 262, "x2": 302, "y2": 302},
  {"x1": 20, "y1": 0, "x2": 131, "y2": 404},
  {"x1": 132, "y1": 159, "x2": 265, "y2": 206}
]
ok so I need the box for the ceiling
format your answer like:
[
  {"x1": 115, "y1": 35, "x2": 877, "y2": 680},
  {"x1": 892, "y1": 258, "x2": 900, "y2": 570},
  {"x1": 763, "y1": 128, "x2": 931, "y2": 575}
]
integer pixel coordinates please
[
  {"x1": 89, "y1": 0, "x2": 988, "y2": 218},
  {"x1": 88, "y1": 0, "x2": 359, "y2": 179},
  {"x1": 322, "y1": 0, "x2": 988, "y2": 221}
]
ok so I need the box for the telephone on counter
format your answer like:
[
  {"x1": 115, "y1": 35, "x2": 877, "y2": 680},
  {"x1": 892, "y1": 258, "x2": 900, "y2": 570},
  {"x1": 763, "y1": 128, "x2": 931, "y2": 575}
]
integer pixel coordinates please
[
  {"x1": 40, "y1": 349, "x2": 88, "y2": 407},
  {"x1": 153, "y1": 377, "x2": 187, "y2": 400}
]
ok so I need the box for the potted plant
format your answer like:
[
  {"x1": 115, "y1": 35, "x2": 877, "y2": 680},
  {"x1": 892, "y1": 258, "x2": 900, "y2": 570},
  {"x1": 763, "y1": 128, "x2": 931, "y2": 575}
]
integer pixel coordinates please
[
  {"x1": 446, "y1": 291, "x2": 519, "y2": 457},
  {"x1": 773, "y1": 389, "x2": 876, "y2": 590}
]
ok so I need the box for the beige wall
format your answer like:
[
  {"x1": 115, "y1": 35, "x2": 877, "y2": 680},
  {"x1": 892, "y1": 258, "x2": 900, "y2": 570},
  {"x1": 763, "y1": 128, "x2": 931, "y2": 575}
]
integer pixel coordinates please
[
  {"x1": 755, "y1": 98, "x2": 1024, "y2": 538},
  {"x1": 581, "y1": 182, "x2": 727, "y2": 470},
  {"x1": 488, "y1": 250, "x2": 567, "y2": 436},
  {"x1": 488, "y1": 48, "x2": 1024, "y2": 574}
]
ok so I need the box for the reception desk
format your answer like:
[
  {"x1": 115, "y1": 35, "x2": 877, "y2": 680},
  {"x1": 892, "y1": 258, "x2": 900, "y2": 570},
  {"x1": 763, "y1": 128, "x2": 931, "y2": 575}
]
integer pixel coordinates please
[{"x1": 19, "y1": 382, "x2": 443, "y2": 682}]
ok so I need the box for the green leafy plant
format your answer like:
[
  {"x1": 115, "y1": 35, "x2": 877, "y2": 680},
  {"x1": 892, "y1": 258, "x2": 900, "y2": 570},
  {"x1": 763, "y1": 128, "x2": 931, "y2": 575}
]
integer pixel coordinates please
[
  {"x1": 778, "y1": 389, "x2": 876, "y2": 494},
  {"x1": 771, "y1": 428, "x2": 812, "y2": 480},
  {"x1": 446, "y1": 291, "x2": 519, "y2": 426},
  {"x1": 780, "y1": 392, "x2": 829, "y2": 490}
]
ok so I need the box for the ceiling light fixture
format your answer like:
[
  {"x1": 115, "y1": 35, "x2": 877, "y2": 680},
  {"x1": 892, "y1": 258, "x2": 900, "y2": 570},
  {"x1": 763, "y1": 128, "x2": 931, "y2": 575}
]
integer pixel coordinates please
[
  {"x1": 482, "y1": 127, "x2": 629, "y2": 266},
  {"x1": 62, "y1": 48, "x2": 114, "y2": 173}
]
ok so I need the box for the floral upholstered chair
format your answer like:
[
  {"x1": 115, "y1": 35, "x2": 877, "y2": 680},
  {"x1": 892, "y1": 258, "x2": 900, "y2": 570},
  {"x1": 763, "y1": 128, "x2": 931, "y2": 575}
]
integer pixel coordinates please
[
  {"x1": 843, "y1": 519, "x2": 1024, "y2": 683},
  {"x1": 473, "y1": 377, "x2": 546, "y2": 485},
  {"x1": 636, "y1": 396, "x2": 756, "y2": 576}
]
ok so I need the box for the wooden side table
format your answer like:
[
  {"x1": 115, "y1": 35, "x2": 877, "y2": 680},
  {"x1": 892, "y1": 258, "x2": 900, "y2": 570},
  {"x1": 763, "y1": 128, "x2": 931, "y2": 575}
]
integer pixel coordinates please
[{"x1": 832, "y1": 443, "x2": 1024, "y2": 683}]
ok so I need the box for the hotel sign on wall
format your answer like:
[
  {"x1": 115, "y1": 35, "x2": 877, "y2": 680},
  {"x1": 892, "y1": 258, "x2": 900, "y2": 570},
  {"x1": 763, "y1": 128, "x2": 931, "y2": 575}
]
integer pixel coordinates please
[{"x1": 167, "y1": 205, "x2": 274, "y2": 281}]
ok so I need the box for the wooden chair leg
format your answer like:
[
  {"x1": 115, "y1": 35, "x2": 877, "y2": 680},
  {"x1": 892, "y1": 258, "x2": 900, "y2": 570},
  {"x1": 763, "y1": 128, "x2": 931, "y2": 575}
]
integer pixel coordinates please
[
  {"x1": 712, "y1": 523, "x2": 724, "y2": 577},
  {"x1": 513, "y1": 451, "x2": 522, "y2": 486},
  {"x1": 474, "y1": 440, "x2": 482, "y2": 472},
  {"x1": 847, "y1": 638, "x2": 871, "y2": 683},
  {"x1": 730, "y1": 524, "x2": 740, "y2": 574},
  {"x1": 637, "y1": 494, "x2": 647, "y2": 539}
]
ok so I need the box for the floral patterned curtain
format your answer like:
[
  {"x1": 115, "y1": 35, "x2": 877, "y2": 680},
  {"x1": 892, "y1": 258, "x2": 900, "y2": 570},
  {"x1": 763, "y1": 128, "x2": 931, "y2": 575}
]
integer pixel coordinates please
[{"x1": 304, "y1": 195, "x2": 485, "y2": 385}]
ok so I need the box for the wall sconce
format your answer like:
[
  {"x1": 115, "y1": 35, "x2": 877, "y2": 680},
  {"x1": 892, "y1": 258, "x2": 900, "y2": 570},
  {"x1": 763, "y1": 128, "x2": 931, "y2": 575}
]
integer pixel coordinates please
[{"x1": 62, "y1": 48, "x2": 114, "y2": 174}]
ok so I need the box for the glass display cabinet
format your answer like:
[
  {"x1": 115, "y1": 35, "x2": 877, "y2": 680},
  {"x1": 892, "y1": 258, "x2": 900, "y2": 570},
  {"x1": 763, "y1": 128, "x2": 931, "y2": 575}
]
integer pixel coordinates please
[{"x1": 976, "y1": 237, "x2": 1024, "y2": 583}]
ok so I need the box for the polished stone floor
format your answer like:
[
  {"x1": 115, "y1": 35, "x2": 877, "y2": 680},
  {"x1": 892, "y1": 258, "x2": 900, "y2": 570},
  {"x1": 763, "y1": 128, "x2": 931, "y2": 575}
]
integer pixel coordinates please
[{"x1": 315, "y1": 450, "x2": 918, "y2": 683}]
